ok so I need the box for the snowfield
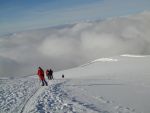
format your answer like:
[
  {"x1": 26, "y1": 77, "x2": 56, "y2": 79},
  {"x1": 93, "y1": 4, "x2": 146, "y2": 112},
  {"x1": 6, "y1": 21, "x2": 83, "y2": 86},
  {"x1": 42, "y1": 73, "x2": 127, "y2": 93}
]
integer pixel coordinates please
[
  {"x1": 0, "y1": 55, "x2": 150, "y2": 113},
  {"x1": 0, "y1": 77, "x2": 39, "y2": 113}
]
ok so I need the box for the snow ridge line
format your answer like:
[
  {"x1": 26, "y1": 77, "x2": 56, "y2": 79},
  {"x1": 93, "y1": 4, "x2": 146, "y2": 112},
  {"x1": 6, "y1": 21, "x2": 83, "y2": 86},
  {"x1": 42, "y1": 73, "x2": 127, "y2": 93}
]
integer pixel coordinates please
[{"x1": 20, "y1": 86, "x2": 40, "y2": 113}]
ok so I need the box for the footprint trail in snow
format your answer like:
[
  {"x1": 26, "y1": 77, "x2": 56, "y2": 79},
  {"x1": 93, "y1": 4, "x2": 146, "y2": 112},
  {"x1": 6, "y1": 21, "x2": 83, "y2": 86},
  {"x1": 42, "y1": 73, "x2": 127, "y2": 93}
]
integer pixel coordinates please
[{"x1": 22, "y1": 79, "x2": 136, "y2": 113}]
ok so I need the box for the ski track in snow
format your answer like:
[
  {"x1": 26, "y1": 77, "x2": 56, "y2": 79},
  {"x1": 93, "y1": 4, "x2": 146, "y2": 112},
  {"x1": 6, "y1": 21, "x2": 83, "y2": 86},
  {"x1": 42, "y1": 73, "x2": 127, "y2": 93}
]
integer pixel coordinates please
[
  {"x1": 21, "y1": 79, "x2": 136, "y2": 113},
  {"x1": 20, "y1": 87, "x2": 40, "y2": 113},
  {"x1": 0, "y1": 77, "x2": 39, "y2": 113},
  {"x1": 0, "y1": 77, "x2": 138, "y2": 113},
  {"x1": 22, "y1": 79, "x2": 87, "y2": 113}
]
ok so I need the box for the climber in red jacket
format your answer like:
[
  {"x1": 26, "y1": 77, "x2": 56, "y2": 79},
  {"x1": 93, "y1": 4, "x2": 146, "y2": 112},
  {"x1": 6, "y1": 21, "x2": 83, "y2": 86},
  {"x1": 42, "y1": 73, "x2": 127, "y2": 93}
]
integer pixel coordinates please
[{"x1": 37, "y1": 67, "x2": 48, "y2": 86}]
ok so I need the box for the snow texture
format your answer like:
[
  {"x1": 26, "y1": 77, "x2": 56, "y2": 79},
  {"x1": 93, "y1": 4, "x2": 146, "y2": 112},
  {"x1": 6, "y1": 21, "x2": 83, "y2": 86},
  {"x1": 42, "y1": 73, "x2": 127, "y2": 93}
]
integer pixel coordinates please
[{"x1": 0, "y1": 55, "x2": 150, "y2": 113}]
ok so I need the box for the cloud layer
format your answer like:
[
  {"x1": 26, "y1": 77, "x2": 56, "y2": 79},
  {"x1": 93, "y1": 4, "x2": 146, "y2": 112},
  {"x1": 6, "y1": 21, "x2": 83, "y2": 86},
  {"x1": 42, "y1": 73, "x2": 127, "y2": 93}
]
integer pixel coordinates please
[{"x1": 0, "y1": 11, "x2": 150, "y2": 77}]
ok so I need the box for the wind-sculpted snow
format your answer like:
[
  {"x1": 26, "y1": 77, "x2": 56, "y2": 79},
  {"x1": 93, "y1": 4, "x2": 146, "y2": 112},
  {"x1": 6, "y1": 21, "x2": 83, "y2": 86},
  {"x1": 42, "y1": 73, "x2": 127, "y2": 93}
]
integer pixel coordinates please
[
  {"x1": 0, "y1": 77, "x2": 148, "y2": 113},
  {"x1": 63, "y1": 80, "x2": 137, "y2": 113},
  {"x1": 21, "y1": 79, "x2": 136, "y2": 113},
  {"x1": 23, "y1": 80, "x2": 83, "y2": 113},
  {"x1": 0, "y1": 77, "x2": 39, "y2": 113}
]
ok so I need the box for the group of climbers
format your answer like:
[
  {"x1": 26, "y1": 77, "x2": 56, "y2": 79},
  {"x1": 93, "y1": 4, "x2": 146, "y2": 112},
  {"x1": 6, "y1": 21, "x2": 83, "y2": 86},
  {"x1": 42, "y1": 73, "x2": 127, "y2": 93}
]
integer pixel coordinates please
[
  {"x1": 46, "y1": 69, "x2": 53, "y2": 80},
  {"x1": 37, "y1": 67, "x2": 53, "y2": 86},
  {"x1": 37, "y1": 67, "x2": 64, "y2": 86}
]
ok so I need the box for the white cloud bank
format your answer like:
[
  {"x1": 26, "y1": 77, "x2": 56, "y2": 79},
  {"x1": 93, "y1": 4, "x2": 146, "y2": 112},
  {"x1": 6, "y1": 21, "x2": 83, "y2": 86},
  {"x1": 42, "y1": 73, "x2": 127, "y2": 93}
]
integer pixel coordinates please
[{"x1": 0, "y1": 11, "x2": 150, "y2": 77}]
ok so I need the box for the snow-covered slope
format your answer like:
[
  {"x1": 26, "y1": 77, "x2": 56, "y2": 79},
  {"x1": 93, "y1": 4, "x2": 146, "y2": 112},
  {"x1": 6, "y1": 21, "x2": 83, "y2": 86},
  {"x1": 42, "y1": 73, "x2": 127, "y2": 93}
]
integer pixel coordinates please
[
  {"x1": 0, "y1": 55, "x2": 150, "y2": 113},
  {"x1": 55, "y1": 55, "x2": 150, "y2": 113},
  {"x1": 55, "y1": 55, "x2": 150, "y2": 80},
  {"x1": 0, "y1": 76, "x2": 39, "y2": 113}
]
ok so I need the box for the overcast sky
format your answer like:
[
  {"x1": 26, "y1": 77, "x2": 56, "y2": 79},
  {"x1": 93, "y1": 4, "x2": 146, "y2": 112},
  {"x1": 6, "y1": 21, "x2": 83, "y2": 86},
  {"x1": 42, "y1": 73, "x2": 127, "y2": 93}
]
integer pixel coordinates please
[{"x1": 0, "y1": 0, "x2": 150, "y2": 35}]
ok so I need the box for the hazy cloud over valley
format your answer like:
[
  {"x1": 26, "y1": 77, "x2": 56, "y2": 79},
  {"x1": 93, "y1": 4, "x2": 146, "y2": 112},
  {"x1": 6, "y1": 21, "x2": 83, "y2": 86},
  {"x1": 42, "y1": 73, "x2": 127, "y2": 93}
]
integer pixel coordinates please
[{"x1": 0, "y1": 11, "x2": 150, "y2": 77}]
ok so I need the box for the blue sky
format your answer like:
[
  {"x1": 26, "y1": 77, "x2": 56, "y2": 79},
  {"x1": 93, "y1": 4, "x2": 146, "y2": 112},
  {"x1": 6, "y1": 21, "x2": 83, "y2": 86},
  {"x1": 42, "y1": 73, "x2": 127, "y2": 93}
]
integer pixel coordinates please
[{"x1": 0, "y1": 0, "x2": 150, "y2": 36}]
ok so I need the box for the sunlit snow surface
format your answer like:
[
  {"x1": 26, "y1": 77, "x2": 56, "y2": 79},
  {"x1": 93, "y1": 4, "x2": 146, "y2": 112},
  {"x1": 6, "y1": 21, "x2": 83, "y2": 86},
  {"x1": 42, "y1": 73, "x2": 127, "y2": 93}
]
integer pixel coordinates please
[
  {"x1": 0, "y1": 55, "x2": 150, "y2": 113},
  {"x1": 0, "y1": 77, "x2": 39, "y2": 113},
  {"x1": 121, "y1": 54, "x2": 147, "y2": 58},
  {"x1": 92, "y1": 58, "x2": 118, "y2": 62}
]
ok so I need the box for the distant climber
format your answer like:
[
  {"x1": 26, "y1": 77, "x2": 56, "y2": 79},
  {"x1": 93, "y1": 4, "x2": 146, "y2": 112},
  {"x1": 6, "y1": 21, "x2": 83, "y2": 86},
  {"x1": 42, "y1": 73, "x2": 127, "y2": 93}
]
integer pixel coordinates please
[
  {"x1": 37, "y1": 67, "x2": 48, "y2": 86},
  {"x1": 62, "y1": 74, "x2": 64, "y2": 78},
  {"x1": 49, "y1": 69, "x2": 53, "y2": 80}
]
